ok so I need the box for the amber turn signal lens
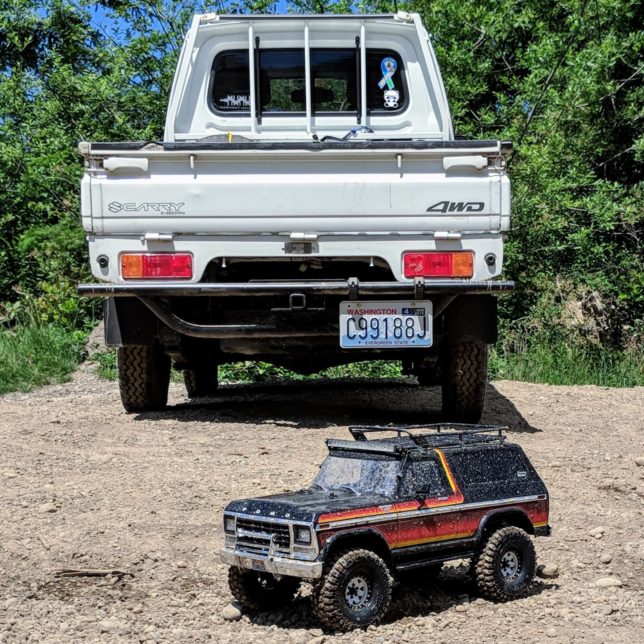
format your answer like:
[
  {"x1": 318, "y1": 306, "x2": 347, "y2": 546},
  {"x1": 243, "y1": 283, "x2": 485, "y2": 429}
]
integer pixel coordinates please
[
  {"x1": 120, "y1": 253, "x2": 193, "y2": 279},
  {"x1": 403, "y1": 252, "x2": 474, "y2": 278}
]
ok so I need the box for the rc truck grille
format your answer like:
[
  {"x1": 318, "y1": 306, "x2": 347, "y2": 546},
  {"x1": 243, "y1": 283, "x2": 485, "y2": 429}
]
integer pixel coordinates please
[{"x1": 235, "y1": 518, "x2": 291, "y2": 555}]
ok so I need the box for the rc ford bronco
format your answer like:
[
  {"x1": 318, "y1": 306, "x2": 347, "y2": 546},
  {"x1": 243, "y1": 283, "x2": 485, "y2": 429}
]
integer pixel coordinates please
[
  {"x1": 77, "y1": 13, "x2": 514, "y2": 420},
  {"x1": 221, "y1": 425, "x2": 550, "y2": 631}
]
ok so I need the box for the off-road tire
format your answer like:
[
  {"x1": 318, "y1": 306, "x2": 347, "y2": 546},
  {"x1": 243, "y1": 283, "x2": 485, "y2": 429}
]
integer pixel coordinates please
[
  {"x1": 312, "y1": 549, "x2": 393, "y2": 632},
  {"x1": 442, "y1": 342, "x2": 488, "y2": 423},
  {"x1": 474, "y1": 526, "x2": 536, "y2": 601},
  {"x1": 227, "y1": 567, "x2": 300, "y2": 611},
  {"x1": 117, "y1": 345, "x2": 171, "y2": 413},
  {"x1": 183, "y1": 367, "x2": 219, "y2": 398}
]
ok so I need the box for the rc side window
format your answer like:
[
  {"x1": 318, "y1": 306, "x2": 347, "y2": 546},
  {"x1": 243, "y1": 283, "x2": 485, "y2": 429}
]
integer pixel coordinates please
[
  {"x1": 400, "y1": 459, "x2": 450, "y2": 498},
  {"x1": 452, "y1": 448, "x2": 528, "y2": 485},
  {"x1": 210, "y1": 48, "x2": 406, "y2": 115}
]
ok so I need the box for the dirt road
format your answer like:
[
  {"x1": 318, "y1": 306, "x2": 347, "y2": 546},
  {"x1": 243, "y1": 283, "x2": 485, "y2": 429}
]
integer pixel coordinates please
[{"x1": 1, "y1": 367, "x2": 642, "y2": 643}]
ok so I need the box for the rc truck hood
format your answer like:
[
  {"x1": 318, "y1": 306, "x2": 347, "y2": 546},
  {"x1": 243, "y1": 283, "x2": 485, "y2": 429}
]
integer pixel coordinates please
[{"x1": 225, "y1": 488, "x2": 391, "y2": 523}]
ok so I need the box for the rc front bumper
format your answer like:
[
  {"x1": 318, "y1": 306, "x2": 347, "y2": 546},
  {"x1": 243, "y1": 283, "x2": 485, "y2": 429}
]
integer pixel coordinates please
[{"x1": 220, "y1": 547, "x2": 323, "y2": 579}]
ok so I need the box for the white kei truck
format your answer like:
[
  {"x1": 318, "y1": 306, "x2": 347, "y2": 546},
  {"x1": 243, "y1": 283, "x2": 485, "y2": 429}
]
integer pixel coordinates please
[{"x1": 77, "y1": 12, "x2": 513, "y2": 421}]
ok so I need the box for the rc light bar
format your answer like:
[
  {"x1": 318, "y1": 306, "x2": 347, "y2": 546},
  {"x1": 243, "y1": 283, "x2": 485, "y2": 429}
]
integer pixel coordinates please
[
  {"x1": 403, "y1": 252, "x2": 473, "y2": 278},
  {"x1": 120, "y1": 253, "x2": 193, "y2": 279}
]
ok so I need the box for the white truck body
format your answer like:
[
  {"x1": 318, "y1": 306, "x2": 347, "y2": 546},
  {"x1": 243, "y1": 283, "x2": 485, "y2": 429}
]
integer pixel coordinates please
[{"x1": 78, "y1": 13, "x2": 514, "y2": 420}]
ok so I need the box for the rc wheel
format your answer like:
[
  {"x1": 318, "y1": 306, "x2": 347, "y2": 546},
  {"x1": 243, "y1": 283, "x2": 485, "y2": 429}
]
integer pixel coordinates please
[
  {"x1": 312, "y1": 549, "x2": 392, "y2": 632},
  {"x1": 183, "y1": 367, "x2": 219, "y2": 398},
  {"x1": 227, "y1": 567, "x2": 300, "y2": 611},
  {"x1": 474, "y1": 526, "x2": 536, "y2": 601},
  {"x1": 117, "y1": 345, "x2": 171, "y2": 413},
  {"x1": 441, "y1": 342, "x2": 488, "y2": 422}
]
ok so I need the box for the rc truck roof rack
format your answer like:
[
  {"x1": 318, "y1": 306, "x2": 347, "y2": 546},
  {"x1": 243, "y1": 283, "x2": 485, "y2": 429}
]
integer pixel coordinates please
[
  {"x1": 326, "y1": 424, "x2": 507, "y2": 456},
  {"x1": 349, "y1": 423, "x2": 507, "y2": 449}
]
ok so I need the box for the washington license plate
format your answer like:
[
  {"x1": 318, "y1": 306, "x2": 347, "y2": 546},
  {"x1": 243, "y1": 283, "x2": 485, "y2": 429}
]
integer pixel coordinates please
[{"x1": 339, "y1": 301, "x2": 432, "y2": 349}]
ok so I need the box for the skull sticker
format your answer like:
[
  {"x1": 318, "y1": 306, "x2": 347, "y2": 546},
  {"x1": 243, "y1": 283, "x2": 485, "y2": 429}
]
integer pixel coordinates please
[{"x1": 384, "y1": 89, "x2": 400, "y2": 109}]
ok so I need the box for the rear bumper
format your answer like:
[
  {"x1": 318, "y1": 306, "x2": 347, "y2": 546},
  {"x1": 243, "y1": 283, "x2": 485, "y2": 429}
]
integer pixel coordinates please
[
  {"x1": 535, "y1": 525, "x2": 552, "y2": 537},
  {"x1": 220, "y1": 547, "x2": 323, "y2": 579},
  {"x1": 82, "y1": 279, "x2": 511, "y2": 342},
  {"x1": 77, "y1": 278, "x2": 514, "y2": 298}
]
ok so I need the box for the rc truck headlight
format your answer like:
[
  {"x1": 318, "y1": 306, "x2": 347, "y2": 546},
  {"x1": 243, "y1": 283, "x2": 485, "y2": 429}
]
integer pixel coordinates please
[
  {"x1": 294, "y1": 525, "x2": 312, "y2": 545},
  {"x1": 224, "y1": 516, "x2": 236, "y2": 534},
  {"x1": 120, "y1": 253, "x2": 193, "y2": 279},
  {"x1": 403, "y1": 251, "x2": 473, "y2": 278}
]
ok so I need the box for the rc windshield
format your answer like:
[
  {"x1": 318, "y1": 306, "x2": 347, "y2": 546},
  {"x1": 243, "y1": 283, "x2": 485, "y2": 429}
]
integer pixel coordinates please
[{"x1": 313, "y1": 453, "x2": 400, "y2": 496}]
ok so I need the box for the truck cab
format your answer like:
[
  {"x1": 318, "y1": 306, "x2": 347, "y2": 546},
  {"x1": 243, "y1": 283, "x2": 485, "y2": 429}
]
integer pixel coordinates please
[{"x1": 78, "y1": 13, "x2": 513, "y2": 419}]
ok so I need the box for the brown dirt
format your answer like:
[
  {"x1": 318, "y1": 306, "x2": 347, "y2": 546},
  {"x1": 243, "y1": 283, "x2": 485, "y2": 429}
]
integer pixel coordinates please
[{"x1": 1, "y1": 366, "x2": 643, "y2": 643}]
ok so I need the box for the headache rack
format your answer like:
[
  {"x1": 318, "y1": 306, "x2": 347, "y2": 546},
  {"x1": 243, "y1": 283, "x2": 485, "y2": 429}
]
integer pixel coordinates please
[{"x1": 326, "y1": 423, "x2": 507, "y2": 455}]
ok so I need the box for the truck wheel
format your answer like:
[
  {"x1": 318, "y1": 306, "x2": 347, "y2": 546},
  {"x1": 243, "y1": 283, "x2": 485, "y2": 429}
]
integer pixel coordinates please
[
  {"x1": 227, "y1": 567, "x2": 300, "y2": 610},
  {"x1": 441, "y1": 342, "x2": 488, "y2": 422},
  {"x1": 183, "y1": 367, "x2": 219, "y2": 398},
  {"x1": 313, "y1": 549, "x2": 392, "y2": 632},
  {"x1": 117, "y1": 345, "x2": 171, "y2": 413},
  {"x1": 474, "y1": 526, "x2": 536, "y2": 601}
]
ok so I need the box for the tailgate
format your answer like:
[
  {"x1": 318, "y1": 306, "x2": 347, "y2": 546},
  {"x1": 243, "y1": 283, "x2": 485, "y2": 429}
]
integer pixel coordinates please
[{"x1": 81, "y1": 141, "x2": 510, "y2": 236}]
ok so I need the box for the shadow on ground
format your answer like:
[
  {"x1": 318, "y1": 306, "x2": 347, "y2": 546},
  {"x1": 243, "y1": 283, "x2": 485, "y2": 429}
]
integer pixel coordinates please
[
  {"x1": 232, "y1": 566, "x2": 557, "y2": 632},
  {"x1": 40, "y1": 566, "x2": 557, "y2": 634},
  {"x1": 137, "y1": 379, "x2": 540, "y2": 433}
]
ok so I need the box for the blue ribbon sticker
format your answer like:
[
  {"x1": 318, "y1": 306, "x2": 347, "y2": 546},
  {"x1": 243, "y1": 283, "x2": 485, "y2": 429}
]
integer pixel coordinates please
[{"x1": 378, "y1": 57, "x2": 397, "y2": 90}]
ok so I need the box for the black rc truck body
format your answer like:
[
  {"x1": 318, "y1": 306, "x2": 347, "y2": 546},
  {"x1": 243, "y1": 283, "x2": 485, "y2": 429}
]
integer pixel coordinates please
[{"x1": 220, "y1": 424, "x2": 551, "y2": 631}]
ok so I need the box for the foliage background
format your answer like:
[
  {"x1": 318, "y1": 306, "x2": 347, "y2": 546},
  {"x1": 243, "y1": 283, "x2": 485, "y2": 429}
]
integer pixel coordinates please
[{"x1": 0, "y1": 0, "x2": 641, "y2": 388}]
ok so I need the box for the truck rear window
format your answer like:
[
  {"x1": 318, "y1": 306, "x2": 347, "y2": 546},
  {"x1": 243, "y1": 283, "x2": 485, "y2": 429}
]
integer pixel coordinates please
[{"x1": 210, "y1": 48, "x2": 406, "y2": 115}]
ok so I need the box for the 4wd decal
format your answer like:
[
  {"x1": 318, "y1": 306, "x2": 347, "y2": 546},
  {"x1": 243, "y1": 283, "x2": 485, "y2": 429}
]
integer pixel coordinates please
[
  {"x1": 427, "y1": 201, "x2": 485, "y2": 214},
  {"x1": 107, "y1": 201, "x2": 185, "y2": 215}
]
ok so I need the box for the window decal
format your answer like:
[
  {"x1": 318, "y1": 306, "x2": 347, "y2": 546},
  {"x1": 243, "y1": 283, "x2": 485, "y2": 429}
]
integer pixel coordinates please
[
  {"x1": 384, "y1": 89, "x2": 399, "y2": 109},
  {"x1": 378, "y1": 57, "x2": 398, "y2": 89}
]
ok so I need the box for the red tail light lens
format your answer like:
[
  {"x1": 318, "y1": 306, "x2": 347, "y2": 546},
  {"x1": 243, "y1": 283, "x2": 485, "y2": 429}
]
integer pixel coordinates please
[
  {"x1": 403, "y1": 252, "x2": 474, "y2": 278},
  {"x1": 121, "y1": 253, "x2": 193, "y2": 279}
]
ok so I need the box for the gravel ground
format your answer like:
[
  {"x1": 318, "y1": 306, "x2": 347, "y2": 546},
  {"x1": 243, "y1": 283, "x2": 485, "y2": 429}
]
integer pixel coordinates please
[{"x1": 1, "y1": 365, "x2": 643, "y2": 643}]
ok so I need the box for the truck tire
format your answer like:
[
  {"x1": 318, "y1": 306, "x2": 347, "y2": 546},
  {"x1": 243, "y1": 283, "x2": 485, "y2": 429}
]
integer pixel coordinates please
[
  {"x1": 117, "y1": 345, "x2": 171, "y2": 413},
  {"x1": 441, "y1": 342, "x2": 488, "y2": 423},
  {"x1": 227, "y1": 567, "x2": 300, "y2": 611},
  {"x1": 474, "y1": 526, "x2": 536, "y2": 601},
  {"x1": 312, "y1": 549, "x2": 393, "y2": 632},
  {"x1": 183, "y1": 367, "x2": 219, "y2": 398}
]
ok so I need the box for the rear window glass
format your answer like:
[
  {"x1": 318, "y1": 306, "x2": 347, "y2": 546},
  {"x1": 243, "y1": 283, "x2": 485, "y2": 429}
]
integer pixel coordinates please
[{"x1": 210, "y1": 48, "x2": 406, "y2": 115}]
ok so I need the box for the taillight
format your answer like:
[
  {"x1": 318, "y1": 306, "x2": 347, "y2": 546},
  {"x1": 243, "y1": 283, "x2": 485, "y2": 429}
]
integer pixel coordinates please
[
  {"x1": 120, "y1": 253, "x2": 193, "y2": 279},
  {"x1": 403, "y1": 252, "x2": 474, "y2": 278}
]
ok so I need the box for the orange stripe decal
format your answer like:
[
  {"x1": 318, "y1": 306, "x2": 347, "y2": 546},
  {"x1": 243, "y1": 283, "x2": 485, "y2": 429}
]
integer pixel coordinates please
[{"x1": 434, "y1": 448, "x2": 464, "y2": 505}]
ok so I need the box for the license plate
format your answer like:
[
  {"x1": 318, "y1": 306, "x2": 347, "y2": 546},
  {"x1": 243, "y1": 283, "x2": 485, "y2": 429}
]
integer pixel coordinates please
[
  {"x1": 249, "y1": 560, "x2": 265, "y2": 572},
  {"x1": 339, "y1": 300, "x2": 432, "y2": 348}
]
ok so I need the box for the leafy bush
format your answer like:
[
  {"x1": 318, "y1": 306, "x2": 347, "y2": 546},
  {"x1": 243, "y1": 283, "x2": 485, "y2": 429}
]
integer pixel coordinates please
[{"x1": 0, "y1": 316, "x2": 85, "y2": 394}]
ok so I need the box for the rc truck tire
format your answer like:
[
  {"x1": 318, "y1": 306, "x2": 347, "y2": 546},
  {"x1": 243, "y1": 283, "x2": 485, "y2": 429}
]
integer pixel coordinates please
[
  {"x1": 183, "y1": 367, "x2": 219, "y2": 398},
  {"x1": 227, "y1": 567, "x2": 300, "y2": 610},
  {"x1": 442, "y1": 342, "x2": 488, "y2": 423},
  {"x1": 313, "y1": 549, "x2": 393, "y2": 632},
  {"x1": 117, "y1": 345, "x2": 171, "y2": 413},
  {"x1": 474, "y1": 526, "x2": 536, "y2": 601}
]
